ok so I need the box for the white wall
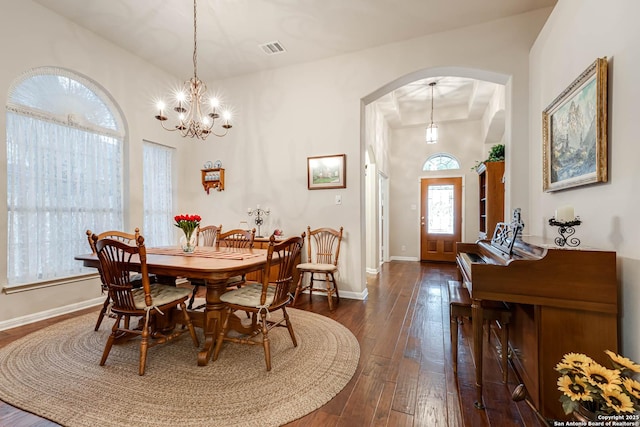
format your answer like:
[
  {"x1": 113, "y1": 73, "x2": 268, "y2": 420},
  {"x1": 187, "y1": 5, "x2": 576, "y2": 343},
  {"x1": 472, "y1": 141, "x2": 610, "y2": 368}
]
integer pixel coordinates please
[
  {"x1": 529, "y1": 0, "x2": 640, "y2": 358},
  {"x1": 388, "y1": 121, "x2": 485, "y2": 259},
  {"x1": 172, "y1": 8, "x2": 551, "y2": 303},
  {"x1": 0, "y1": 1, "x2": 552, "y2": 325}
]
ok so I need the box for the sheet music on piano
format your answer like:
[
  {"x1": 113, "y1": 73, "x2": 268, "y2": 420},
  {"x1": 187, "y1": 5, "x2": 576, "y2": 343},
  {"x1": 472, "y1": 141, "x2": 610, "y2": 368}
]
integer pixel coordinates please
[
  {"x1": 458, "y1": 221, "x2": 523, "y2": 274},
  {"x1": 489, "y1": 221, "x2": 522, "y2": 257}
]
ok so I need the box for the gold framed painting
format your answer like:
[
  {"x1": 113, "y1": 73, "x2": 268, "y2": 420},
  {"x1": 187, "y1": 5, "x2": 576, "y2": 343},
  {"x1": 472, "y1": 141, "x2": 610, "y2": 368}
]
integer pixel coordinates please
[
  {"x1": 542, "y1": 57, "x2": 608, "y2": 192},
  {"x1": 307, "y1": 154, "x2": 346, "y2": 190}
]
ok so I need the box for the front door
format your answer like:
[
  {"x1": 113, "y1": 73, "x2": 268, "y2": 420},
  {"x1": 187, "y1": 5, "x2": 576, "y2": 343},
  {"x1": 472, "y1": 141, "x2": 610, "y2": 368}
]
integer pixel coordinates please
[{"x1": 420, "y1": 177, "x2": 462, "y2": 262}]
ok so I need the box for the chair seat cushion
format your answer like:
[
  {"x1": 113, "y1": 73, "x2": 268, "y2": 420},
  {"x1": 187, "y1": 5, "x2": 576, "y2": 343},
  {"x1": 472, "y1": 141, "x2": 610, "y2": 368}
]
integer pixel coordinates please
[
  {"x1": 297, "y1": 263, "x2": 337, "y2": 272},
  {"x1": 220, "y1": 283, "x2": 274, "y2": 307},
  {"x1": 132, "y1": 284, "x2": 191, "y2": 309}
]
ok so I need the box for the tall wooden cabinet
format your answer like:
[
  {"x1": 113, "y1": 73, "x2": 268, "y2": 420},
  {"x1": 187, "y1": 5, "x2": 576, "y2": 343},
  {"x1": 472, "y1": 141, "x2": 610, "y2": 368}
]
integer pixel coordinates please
[{"x1": 477, "y1": 161, "x2": 505, "y2": 239}]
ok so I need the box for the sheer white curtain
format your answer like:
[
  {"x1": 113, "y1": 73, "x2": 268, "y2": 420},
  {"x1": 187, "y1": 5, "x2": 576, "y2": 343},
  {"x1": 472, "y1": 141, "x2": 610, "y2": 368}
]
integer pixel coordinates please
[
  {"x1": 6, "y1": 114, "x2": 123, "y2": 284},
  {"x1": 143, "y1": 141, "x2": 174, "y2": 246},
  {"x1": 6, "y1": 68, "x2": 124, "y2": 286}
]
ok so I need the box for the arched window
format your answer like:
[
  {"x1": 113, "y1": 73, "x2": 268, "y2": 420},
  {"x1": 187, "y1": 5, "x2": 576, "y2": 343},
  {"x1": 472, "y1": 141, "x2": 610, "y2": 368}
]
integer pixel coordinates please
[
  {"x1": 423, "y1": 153, "x2": 460, "y2": 171},
  {"x1": 6, "y1": 67, "x2": 125, "y2": 286}
]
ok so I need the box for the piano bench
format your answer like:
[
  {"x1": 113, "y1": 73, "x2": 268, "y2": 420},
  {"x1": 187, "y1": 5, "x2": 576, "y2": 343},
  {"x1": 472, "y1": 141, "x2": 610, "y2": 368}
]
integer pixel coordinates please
[{"x1": 447, "y1": 280, "x2": 512, "y2": 383}]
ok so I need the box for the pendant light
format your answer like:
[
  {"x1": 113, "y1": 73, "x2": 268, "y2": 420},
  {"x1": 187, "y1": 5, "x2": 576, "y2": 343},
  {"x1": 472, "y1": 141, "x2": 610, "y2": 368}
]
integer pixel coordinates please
[{"x1": 425, "y1": 82, "x2": 438, "y2": 144}]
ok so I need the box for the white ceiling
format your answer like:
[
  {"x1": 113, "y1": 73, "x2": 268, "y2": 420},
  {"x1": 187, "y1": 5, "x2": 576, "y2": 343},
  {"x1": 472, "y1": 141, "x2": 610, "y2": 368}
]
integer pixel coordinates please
[
  {"x1": 374, "y1": 76, "x2": 502, "y2": 130},
  {"x1": 32, "y1": 0, "x2": 556, "y2": 130}
]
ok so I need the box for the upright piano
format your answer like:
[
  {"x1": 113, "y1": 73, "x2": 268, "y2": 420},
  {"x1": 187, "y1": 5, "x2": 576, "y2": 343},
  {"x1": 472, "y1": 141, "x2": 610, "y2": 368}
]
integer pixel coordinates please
[{"x1": 456, "y1": 235, "x2": 618, "y2": 420}]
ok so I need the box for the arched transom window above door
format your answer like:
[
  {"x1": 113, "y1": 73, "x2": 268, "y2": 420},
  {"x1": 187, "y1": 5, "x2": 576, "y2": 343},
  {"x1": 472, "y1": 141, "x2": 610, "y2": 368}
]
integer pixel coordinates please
[{"x1": 423, "y1": 153, "x2": 460, "y2": 171}]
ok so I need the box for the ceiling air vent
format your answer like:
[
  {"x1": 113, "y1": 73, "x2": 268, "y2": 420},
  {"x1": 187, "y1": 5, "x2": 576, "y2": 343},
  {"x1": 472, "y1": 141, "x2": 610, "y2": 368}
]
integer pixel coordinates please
[{"x1": 259, "y1": 41, "x2": 286, "y2": 55}]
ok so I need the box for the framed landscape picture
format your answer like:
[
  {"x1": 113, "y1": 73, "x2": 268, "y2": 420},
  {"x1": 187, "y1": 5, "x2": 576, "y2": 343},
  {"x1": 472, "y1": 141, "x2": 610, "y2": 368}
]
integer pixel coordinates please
[
  {"x1": 542, "y1": 57, "x2": 608, "y2": 192},
  {"x1": 307, "y1": 154, "x2": 346, "y2": 190}
]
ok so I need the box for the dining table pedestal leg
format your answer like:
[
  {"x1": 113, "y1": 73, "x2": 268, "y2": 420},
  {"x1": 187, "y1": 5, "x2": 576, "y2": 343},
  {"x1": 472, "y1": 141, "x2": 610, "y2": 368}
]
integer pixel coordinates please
[{"x1": 198, "y1": 279, "x2": 227, "y2": 366}]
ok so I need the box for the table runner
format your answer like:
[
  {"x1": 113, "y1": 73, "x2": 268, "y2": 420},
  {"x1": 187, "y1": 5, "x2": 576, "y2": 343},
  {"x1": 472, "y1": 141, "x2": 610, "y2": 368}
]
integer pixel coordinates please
[{"x1": 147, "y1": 247, "x2": 263, "y2": 260}]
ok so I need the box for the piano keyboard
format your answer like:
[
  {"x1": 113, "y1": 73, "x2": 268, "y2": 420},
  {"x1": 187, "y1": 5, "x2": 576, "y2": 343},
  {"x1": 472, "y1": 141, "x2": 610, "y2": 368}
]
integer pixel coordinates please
[{"x1": 462, "y1": 252, "x2": 486, "y2": 264}]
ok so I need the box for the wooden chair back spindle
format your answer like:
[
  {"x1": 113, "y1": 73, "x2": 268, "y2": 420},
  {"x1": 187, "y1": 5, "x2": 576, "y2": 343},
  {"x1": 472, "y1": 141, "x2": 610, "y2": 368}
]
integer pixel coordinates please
[
  {"x1": 265, "y1": 233, "x2": 305, "y2": 306},
  {"x1": 94, "y1": 234, "x2": 151, "y2": 311},
  {"x1": 308, "y1": 227, "x2": 343, "y2": 266},
  {"x1": 91, "y1": 231, "x2": 198, "y2": 375},
  {"x1": 197, "y1": 224, "x2": 221, "y2": 247},
  {"x1": 86, "y1": 228, "x2": 143, "y2": 331},
  {"x1": 213, "y1": 234, "x2": 304, "y2": 371},
  {"x1": 294, "y1": 226, "x2": 344, "y2": 311},
  {"x1": 217, "y1": 228, "x2": 256, "y2": 249}
]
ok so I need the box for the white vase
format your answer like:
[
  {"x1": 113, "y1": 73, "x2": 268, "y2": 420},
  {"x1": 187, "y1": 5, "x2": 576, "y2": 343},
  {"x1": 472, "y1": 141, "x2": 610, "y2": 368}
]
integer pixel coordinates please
[{"x1": 180, "y1": 232, "x2": 196, "y2": 253}]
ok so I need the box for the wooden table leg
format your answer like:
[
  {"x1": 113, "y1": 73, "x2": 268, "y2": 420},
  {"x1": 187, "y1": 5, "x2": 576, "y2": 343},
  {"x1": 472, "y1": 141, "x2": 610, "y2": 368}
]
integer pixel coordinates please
[
  {"x1": 472, "y1": 298, "x2": 485, "y2": 409},
  {"x1": 198, "y1": 279, "x2": 227, "y2": 366}
]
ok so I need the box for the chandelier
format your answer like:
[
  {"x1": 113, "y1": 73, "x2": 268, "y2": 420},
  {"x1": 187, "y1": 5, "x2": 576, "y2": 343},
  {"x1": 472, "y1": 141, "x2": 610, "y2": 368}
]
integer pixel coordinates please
[
  {"x1": 154, "y1": 0, "x2": 232, "y2": 140},
  {"x1": 425, "y1": 81, "x2": 438, "y2": 144}
]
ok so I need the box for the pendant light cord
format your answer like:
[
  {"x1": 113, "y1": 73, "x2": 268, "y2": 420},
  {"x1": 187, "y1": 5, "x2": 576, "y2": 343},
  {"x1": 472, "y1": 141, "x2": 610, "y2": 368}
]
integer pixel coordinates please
[{"x1": 430, "y1": 82, "x2": 435, "y2": 124}]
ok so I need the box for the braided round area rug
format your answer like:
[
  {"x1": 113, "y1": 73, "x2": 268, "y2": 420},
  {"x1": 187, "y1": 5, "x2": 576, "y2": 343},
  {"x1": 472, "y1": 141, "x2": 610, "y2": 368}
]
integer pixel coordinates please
[{"x1": 0, "y1": 308, "x2": 359, "y2": 427}]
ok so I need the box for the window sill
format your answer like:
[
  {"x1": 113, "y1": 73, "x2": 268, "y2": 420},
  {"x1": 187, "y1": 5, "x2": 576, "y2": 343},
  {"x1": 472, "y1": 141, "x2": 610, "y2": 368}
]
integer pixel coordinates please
[{"x1": 3, "y1": 273, "x2": 99, "y2": 294}]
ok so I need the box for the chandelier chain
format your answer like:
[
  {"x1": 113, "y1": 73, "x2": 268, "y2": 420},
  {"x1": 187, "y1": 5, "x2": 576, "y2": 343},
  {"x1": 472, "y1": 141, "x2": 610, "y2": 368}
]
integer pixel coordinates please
[{"x1": 193, "y1": 0, "x2": 198, "y2": 80}]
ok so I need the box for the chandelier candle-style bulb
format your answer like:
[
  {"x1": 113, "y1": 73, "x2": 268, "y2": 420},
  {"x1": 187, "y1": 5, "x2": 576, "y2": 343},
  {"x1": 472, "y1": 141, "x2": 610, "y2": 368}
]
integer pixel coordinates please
[{"x1": 154, "y1": 0, "x2": 234, "y2": 140}]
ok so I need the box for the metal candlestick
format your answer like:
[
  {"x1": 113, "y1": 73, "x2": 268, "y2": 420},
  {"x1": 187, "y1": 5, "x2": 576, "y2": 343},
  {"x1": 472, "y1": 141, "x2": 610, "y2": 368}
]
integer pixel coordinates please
[
  {"x1": 248, "y1": 207, "x2": 270, "y2": 237},
  {"x1": 548, "y1": 217, "x2": 582, "y2": 247}
]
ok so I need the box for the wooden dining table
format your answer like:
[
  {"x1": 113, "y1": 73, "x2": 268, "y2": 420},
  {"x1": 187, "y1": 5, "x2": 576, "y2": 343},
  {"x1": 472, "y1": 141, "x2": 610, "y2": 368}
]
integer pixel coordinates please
[{"x1": 75, "y1": 246, "x2": 274, "y2": 366}]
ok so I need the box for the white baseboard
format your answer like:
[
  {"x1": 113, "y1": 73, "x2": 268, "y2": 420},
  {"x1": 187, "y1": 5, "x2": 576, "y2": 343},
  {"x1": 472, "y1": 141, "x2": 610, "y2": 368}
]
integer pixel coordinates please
[
  {"x1": 389, "y1": 256, "x2": 419, "y2": 262},
  {"x1": 340, "y1": 288, "x2": 368, "y2": 300},
  {"x1": 295, "y1": 288, "x2": 368, "y2": 301},
  {"x1": 366, "y1": 267, "x2": 379, "y2": 275},
  {"x1": 0, "y1": 297, "x2": 104, "y2": 332}
]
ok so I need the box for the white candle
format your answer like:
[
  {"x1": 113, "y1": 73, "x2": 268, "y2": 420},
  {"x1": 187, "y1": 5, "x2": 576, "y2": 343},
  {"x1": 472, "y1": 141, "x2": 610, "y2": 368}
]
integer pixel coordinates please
[{"x1": 555, "y1": 205, "x2": 574, "y2": 222}]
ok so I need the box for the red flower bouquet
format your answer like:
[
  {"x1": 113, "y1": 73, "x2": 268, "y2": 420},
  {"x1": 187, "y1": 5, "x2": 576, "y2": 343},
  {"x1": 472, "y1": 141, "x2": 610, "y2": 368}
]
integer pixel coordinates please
[{"x1": 174, "y1": 214, "x2": 201, "y2": 252}]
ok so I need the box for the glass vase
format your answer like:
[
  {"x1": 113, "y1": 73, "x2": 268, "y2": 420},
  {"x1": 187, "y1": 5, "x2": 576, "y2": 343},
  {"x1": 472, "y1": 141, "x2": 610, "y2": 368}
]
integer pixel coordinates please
[{"x1": 180, "y1": 232, "x2": 196, "y2": 253}]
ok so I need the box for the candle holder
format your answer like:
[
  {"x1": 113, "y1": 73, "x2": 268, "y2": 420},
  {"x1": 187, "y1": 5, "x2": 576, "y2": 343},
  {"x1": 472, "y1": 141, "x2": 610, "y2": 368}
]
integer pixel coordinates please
[
  {"x1": 548, "y1": 217, "x2": 582, "y2": 247},
  {"x1": 248, "y1": 207, "x2": 270, "y2": 237}
]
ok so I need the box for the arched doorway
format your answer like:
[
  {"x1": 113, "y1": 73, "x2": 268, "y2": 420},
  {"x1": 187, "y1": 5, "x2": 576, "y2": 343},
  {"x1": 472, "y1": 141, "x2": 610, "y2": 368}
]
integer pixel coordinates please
[{"x1": 362, "y1": 66, "x2": 511, "y2": 268}]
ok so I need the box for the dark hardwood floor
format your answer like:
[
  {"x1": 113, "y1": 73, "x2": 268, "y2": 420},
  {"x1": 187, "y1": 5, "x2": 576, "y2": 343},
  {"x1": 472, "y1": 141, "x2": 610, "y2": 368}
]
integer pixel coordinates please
[{"x1": 0, "y1": 261, "x2": 545, "y2": 426}]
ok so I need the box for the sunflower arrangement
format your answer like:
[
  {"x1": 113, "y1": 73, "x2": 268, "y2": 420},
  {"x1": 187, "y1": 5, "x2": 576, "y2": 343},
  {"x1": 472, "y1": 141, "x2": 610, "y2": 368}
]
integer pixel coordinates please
[{"x1": 556, "y1": 350, "x2": 640, "y2": 415}]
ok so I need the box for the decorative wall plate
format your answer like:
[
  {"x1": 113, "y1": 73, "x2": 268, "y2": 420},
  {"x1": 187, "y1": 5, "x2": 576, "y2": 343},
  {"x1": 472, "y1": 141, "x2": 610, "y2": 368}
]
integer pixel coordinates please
[
  {"x1": 213, "y1": 160, "x2": 222, "y2": 169},
  {"x1": 203, "y1": 161, "x2": 213, "y2": 169}
]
